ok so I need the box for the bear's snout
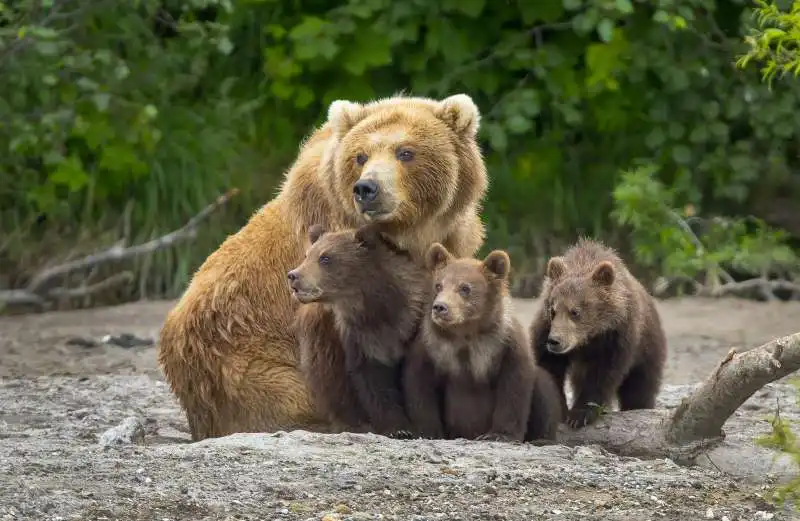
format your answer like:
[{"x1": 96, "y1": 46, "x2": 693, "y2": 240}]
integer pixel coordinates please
[
  {"x1": 353, "y1": 179, "x2": 380, "y2": 203},
  {"x1": 546, "y1": 335, "x2": 565, "y2": 354}
]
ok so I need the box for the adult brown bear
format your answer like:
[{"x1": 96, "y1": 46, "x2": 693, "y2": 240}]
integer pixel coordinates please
[{"x1": 157, "y1": 94, "x2": 489, "y2": 440}]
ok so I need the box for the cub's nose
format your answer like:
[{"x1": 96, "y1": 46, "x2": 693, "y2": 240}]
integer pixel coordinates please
[
  {"x1": 546, "y1": 336, "x2": 562, "y2": 352},
  {"x1": 287, "y1": 270, "x2": 299, "y2": 283},
  {"x1": 432, "y1": 302, "x2": 449, "y2": 316},
  {"x1": 353, "y1": 179, "x2": 379, "y2": 202}
]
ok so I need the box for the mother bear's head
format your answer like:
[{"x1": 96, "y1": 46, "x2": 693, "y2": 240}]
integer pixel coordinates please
[{"x1": 321, "y1": 94, "x2": 488, "y2": 237}]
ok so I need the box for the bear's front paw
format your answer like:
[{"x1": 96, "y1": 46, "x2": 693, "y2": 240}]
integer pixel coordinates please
[
  {"x1": 388, "y1": 429, "x2": 416, "y2": 440},
  {"x1": 566, "y1": 407, "x2": 600, "y2": 429},
  {"x1": 475, "y1": 432, "x2": 518, "y2": 443}
]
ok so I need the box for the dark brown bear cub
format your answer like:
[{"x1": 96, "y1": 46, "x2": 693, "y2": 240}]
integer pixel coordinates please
[
  {"x1": 530, "y1": 237, "x2": 667, "y2": 429},
  {"x1": 287, "y1": 223, "x2": 428, "y2": 437},
  {"x1": 404, "y1": 243, "x2": 563, "y2": 442}
]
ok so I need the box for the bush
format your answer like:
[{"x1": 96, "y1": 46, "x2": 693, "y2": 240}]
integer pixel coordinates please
[{"x1": 1, "y1": 0, "x2": 799, "y2": 306}]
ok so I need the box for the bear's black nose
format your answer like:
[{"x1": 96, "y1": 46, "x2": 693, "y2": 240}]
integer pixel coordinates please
[
  {"x1": 287, "y1": 270, "x2": 298, "y2": 282},
  {"x1": 546, "y1": 336, "x2": 561, "y2": 349},
  {"x1": 432, "y1": 302, "x2": 448, "y2": 315},
  {"x1": 353, "y1": 179, "x2": 379, "y2": 202}
]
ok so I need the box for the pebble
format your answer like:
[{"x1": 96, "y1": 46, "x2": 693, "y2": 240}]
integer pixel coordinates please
[
  {"x1": 98, "y1": 416, "x2": 146, "y2": 447},
  {"x1": 705, "y1": 507, "x2": 714, "y2": 518}
]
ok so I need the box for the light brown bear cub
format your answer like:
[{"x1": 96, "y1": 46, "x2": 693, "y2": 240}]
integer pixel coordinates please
[
  {"x1": 404, "y1": 243, "x2": 563, "y2": 442},
  {"x1": 530, "y1": 237, "x2": 668, "y2": 429},
  {"x1": 287, "y1": 223, "x2": 429, "y2": 437}
]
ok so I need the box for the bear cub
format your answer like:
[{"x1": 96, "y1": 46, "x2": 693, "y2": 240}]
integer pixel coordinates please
[
  {"x1": 403, "y1": 243, "x2": 563, "y2": 442},
  {"x1": 530, "y1": 237, "x2": 668, "y2": 429},
  {"x1": 287, "y1": 223, "x2": 429, "y2": 437}
]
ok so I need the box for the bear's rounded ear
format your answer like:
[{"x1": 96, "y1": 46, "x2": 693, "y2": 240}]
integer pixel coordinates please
[
  {"x1": 328, "y1": 99, "x2": 366, "y2": 136},
  {"x1": 425, "y1": 243, "x2": 452, "y2": 271},
  {"x1": 354, "y1": 224, "x2": 381, "y2": 249},
  {"x1": 435, "y1": 94, "x2": 481, "y2": 137},
  {"x1": 591, "y1": 261, "x2": 616, "y2": 286},
  {"x1": 483, "y1": 250, "x2": 511, "y2": 280},
  {"x1": 308, "y1": 224, "x2": 326, "y2": 245},
  {"x1": 546, "y1": 256, "x2": 567, "y2": 283}
]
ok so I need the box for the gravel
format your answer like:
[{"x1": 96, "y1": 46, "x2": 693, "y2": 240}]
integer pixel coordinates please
[{"x1": 1, "y1": 375, "x2": 798, "y2": 520}]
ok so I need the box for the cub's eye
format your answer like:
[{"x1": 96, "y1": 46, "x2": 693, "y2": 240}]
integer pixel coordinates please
[
  {"x1": 569, "y1": 308, "x2": 580, "y2": 320},
  {"x1": 319, "y1": 255, "x2": 331, "y2": 265},
  {"x1": 434, "y1": 282, "x2": 443, "y2": 293},
  {"x1": 458, "y1": 283, "x2": 471, "y2": 297},
  {"x1": 396, "y1": 149, "x2": 414, "y2": 162},
  {"x1": 355, "y1": 153, "x2": 368, "y2": 166}
]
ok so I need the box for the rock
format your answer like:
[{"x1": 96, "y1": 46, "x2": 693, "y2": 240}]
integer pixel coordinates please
[{"x1": 98, "y1": 416, "x2": 146, "y2": 447}]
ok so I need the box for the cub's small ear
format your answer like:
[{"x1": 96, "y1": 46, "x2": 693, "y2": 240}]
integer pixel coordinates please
[
  {"x1": 425, "y1": 243, "x2": 452, "y2": 271},
  {"x1": 327, "y1": 99, "x2": 366, "y2": 136},
  {"x1": 354, "y1": 224, "x2": 382, "y2": 249},
  {"x1": 546, "y1": 256, "x2": 567, "y2": 283},
  {"x1": 483, "y1": 250, "x2": 510, "y2": 280},
  {"x1": 435, "y1": 94, "x2": 480, "y2": 137},
  {"x1": 591, "y1": 261, "x2": 616, "y2": 286},
  {"x1": 308, "y1": 224, "x2": 326, "y2": 245}
]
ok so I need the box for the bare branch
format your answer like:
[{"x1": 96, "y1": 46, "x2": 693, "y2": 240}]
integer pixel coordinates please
[
  {"x1": 47, "y1": 271, "x2": 134, "y2": 300},
  {"x1": 667, "y1": 332, "x2": 800, "y2": 443},
  {"x1": 0, "y1": 289, "x2": 46, "y2": 307},
  {"x1": 699, "y1": 278, "x2": 800, "y2": 299},
  {"x1": 541, "y1": 332, "x2": 800, "y2": 468},
  {"x1": 0, "y1": 188, "x2": 239, "y2": 310},
  {"x1": 26, "y1": 188, "x2": 240, "y2": 293}
]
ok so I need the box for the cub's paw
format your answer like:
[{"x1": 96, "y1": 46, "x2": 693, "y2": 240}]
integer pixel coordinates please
[
  {"x1": 475, "y1": 432, "x2": 518, "y2": 443},
  {"x1": 566, "y1": 407, "x2": 600, "y2": 429},
  {"x1": 388, "y1": 429, "x2": 416, "y2": 440}
]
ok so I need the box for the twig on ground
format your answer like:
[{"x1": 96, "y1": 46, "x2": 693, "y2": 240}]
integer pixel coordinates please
[
  {"x1": 654, "y1": 275, "x2": 800, "y2": 301},
  {"x1": 0, "y1": 188, "x2": 239, "y2": 310}
]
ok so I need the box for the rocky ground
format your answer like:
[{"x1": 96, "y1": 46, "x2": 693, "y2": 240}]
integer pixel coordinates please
[{"x1": 1, "y1": 297, "x2": 799, "y2": 520}]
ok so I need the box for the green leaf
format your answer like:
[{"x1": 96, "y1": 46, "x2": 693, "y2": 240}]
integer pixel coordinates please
[
  {"x1": 671, "y1": 145, "x2": 692, "y2": 165},
  {"x1": 519, "y1": 0, "x2": 564, "y2": 24},
  {"x1": 341, "y1": 27, "x2": 393, "y2": 76},
  {"x1": 49, "y1": 155, "x2": 88, "y2": 192},
  {"x1": 614, "y1": 0, "x2": 634, "y2": 15},
  {"x1": 454, "y1": 0, "x2": 485, "y2": 18},
  {"x1": 484, "y1": 122, "x2": 508, "y2": 152},
  {"x1": 597, "y1": 18, "x2": 614, "y2": 43},
  {"x1": 506, "y1": 114, "x2": 533, "y2": 134},
  {"x1": 645, "y1": 128, "x2": 665, "y2": 150}
]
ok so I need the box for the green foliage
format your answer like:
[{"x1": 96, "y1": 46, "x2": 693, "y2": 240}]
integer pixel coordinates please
[
  {"x1": 1, "y1": 0, "x2": 800, "y2": 303},
  {"x1": 756, "y1": 377, "x2": 800, "y2": 511},
  {"x1": 611, "y1": 165, "x2": 800, "y2": 291},
  {"x1": 738, "y1": 0, "x2": 800, "y2": 85}
]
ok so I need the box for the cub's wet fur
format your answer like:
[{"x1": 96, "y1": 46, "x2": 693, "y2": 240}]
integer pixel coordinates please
[
  {"x1": 288, "y1": 223, "x2": 429, "y2": 437},
  {"x1": 530, "y1": 237, "x2": 668, "y2": 428},
  {"x1": 404, "y1": 243, "x2": 562, "y2": 442}
]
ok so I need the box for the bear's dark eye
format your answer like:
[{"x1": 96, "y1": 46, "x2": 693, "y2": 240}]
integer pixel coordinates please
[
  {"x1": 458, "y1": 283, "x2": 471, "y2": 297},
  {"x1": 434, "y1": 282, "x2": 443, "y2": 293},
  {"x1": 319, "y1": 254, "x2": 331, "y2": 266},
  {"x1": 355, "y1": 153, "x2": 368, "y2": 166},
  {"x1": 569, "y1": 308, "x2": 580, "y2": 320},
  {"x1": 396, "y1": 148, "x2": 414, "y2": 162}
]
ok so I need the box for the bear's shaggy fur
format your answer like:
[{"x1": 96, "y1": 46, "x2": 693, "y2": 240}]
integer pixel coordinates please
[
  {"x1": 529, "y1": 238, "x2": 668, "y2": 428},
  {"x1": 157, "y1": 94, "x2": 488, "y2": 440},
  {"x1": 288, "y1": 223, "x2": 429, "y2": 436},
  {"x1": 403, "y1": 243, "x2": 563, "y2": 442}
]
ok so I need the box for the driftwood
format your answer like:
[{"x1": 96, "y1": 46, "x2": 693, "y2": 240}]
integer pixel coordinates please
[
  {"x1": 550, "y1": 332, "x2": 800, "y2": 465},
  {"x1": 0, "y1": 188, "x2": 239, "y2": 310}
]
